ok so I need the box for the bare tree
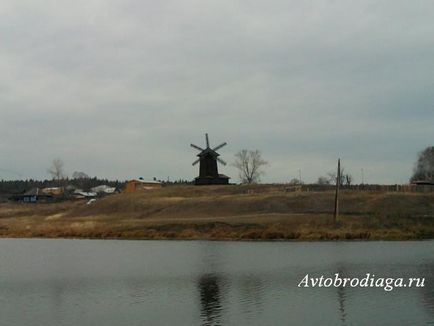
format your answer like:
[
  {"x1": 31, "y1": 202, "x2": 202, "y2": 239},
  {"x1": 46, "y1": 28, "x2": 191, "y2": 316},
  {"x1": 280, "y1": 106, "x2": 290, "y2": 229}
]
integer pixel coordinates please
[
  {"x1": 317, "y1": 176, "x2": 330, "y2": 185},
  {"x1": 327, "y1": 167, "x2": 352, "y2": 186},
  {"x1": 72, "y1": 171, "x2": 90, "y2": 190},
  {"x1": 47, "y1": 158, "x2": 66, "y2": 185},
  {"x1": 233, "y1": 149, "x2": 268, "y2": 184},
  {"x1": 411, "y1": 146, "x2": 434, "y2": 182},
  {"x1": 72, "y1": 171, "x2": 89, "y2": 179},
  {"x1": 344, "y1": 173, "x2": 353, "y2": 186},
  {"x1": 289, "y1": 178, "x2": 303, "y2": 185},
  {"x1": 327, "y1": 169, "x2": 343, "y2": 185}
]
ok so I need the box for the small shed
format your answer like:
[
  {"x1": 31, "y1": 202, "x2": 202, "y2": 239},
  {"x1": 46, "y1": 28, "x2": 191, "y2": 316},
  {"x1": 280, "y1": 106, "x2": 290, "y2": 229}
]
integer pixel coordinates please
[
  {"x1": 411, "y1": 180, "x2": 434, "y2": 186},
  {"x1": 123, "y1": 179, "x2": 162, "y2": 193},
  {"x1": 411, "y1": 180, "x2": 434, "y2": 193}
]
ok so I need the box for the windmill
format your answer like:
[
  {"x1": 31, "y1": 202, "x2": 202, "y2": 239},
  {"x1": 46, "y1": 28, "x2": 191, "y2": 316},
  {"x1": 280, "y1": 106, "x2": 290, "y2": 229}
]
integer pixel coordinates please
[{"x1": 191, "y1": 133, "x2": 230, "y2": 185}]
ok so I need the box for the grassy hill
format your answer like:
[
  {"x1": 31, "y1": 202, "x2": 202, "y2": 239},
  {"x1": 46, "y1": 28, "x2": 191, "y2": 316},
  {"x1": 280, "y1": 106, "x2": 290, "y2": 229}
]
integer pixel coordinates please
[{"x1": 0, "y1": 185, "x2": 433, "y2": 240}]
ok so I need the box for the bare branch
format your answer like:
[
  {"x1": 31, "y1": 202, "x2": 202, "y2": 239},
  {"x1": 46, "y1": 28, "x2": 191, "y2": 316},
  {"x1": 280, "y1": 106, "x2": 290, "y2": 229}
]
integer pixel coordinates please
[
  {"x1": 233, "y1": 149, "x2": 268, "y2": 184},
  {"x1": 47, "y1": 158, "x2": 66, "y2": 184},
  {"x1": 411, "y1": 146, "x2": 434, "y2": 182}
]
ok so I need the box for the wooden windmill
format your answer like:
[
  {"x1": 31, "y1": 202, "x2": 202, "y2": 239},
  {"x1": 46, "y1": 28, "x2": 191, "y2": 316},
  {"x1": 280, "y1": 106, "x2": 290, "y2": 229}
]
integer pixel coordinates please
[{"x1": 191, "y1": 134, "x2": 230, "y2": 185}]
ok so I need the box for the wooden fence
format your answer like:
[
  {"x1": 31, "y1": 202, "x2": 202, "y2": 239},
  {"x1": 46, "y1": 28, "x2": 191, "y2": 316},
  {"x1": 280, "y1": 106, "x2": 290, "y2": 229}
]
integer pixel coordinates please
[{"x1": 293, "y1": 184, "x2": 434, "y2": 193}]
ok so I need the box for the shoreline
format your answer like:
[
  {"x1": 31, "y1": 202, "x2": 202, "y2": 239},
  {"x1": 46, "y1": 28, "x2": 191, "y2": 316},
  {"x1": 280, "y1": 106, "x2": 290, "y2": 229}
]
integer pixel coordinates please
[
  {"x1": 0, "y1": 220, "x2": 432, "y2": 241},
  {"x1": 1, "y1": 235, "x2": 433, "y2": 242}
]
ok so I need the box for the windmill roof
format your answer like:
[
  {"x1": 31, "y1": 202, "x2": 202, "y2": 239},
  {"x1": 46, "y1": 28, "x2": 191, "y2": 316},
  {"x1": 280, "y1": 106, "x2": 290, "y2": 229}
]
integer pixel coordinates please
[{"x1": 197, "y1": 148, "x2": 220, "y2": 157}]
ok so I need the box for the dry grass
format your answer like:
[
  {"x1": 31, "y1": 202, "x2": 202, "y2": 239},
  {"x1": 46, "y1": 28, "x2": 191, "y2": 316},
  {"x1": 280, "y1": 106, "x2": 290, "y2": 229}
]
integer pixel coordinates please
[{"x1": 0, "y1": 185, "x2": 433, "y2": 240}]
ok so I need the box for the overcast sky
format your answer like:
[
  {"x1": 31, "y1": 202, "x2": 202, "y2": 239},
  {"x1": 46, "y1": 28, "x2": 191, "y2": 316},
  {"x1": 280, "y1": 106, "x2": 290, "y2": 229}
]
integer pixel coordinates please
[{"x1": 0, "y1": 0, "x2": 433, "y2": 184}]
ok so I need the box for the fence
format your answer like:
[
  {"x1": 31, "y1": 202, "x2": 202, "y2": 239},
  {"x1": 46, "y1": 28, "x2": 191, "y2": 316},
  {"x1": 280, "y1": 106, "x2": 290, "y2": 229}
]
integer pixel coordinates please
[{"x1": 293, "y1": 184, "x2": 434, "y2": 193}]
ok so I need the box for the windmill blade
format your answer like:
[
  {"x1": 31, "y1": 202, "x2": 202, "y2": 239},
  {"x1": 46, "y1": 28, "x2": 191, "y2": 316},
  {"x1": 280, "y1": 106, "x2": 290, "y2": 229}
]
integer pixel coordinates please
[
  {"x1": 192, "y1": 158, "x2": 200, "y2": 166},
  {"x1": 217, "y1": 157, "x2": 227, "y2": 166},
  {"x1": 191, "y1": 144, "x2": 204, "y2": 151},
  {"x1": 212, "y1": 142, "x2": 227, "y2": 151},
  {"x1": 205, "y1": 133, "x2": 210, "y2": 148}
]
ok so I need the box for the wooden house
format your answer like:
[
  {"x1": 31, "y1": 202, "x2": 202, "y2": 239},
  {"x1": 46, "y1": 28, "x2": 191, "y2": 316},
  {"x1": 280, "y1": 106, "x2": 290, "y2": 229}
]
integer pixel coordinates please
[
  {"x1": 123, "y1": 179, "x2": 162, "y2": 193},
  {"x1": 10, "y1": 188, "x2": 53, "y2": 203}
]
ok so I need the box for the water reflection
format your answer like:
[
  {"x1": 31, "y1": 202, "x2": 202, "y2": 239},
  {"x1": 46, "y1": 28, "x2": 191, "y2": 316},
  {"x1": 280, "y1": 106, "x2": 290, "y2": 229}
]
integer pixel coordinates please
[
  {"x1": 198, "y1": 274, "x2": 223, "y2": 326},
  {"x1": 0, "y1": 240, "x2": 432, "y2": 326},
  {"x1": 238, "y1": 275, "x2": 265, "y2": 316},
  {"x1": 335, "y1": 268, "x2": 347, "y2": 326},
  {"x1": 337, "y1": 285, "x2": 347, "y2": 326},
  {"x1": 421, "y1": 262, "x2": 434, "y2": 320}
]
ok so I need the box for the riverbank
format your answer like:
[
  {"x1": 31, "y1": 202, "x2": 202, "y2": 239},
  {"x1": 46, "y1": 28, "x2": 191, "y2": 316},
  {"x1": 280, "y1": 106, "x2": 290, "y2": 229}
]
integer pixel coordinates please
[{"x1": 0, "y1": 185, "x2": 433, "y2": 240}]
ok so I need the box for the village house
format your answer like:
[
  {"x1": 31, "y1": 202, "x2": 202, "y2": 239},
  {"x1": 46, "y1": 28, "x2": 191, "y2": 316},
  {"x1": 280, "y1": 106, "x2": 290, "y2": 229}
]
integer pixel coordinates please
[
  {"x1": 10, "y1": 188, "x2": 53, "y2": 203},
  {"x1": 123, "y1": 179, "x2": 162, "y2": 193}
]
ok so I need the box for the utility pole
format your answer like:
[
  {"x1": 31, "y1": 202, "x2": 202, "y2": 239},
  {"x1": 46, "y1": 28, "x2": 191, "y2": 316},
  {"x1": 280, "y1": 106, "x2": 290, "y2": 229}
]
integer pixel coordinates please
[
  {"x1": 361, "y1": 168, "x2": 365, "y2": 185},
  {"x1": 298, "y1": 169, "x2": 302, "y2": 184},
  {"x1": 334, "y1": 159, "x2": 341, "y2": 223}
]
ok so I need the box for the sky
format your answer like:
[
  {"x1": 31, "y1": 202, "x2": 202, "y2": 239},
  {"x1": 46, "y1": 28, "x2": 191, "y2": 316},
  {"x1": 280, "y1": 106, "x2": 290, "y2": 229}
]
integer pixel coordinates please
[{"x1": 0, "y1": 0, "x2": 433, "y2": 184}]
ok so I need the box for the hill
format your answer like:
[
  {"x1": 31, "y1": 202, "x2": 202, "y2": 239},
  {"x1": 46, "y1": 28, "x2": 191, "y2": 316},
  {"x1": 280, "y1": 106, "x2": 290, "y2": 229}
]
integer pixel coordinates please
[{"x1": 0, "y1": 185, "x2": 433, "y2": 240}]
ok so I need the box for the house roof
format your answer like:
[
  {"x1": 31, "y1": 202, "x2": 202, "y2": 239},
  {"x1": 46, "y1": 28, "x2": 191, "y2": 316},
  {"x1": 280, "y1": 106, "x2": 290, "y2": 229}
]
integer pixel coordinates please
[
  {"x1": 22, "y1": 188, "x2": 53, "y2": 197},
  {"x1": 23, "y1": 188, "x2": 39, "y2": 196},
  {"x1": 129, "y1": 179, "x2": 161, "y2": 184},
  {"x1": 91, "y1": 185, "x2": 116, "y2": 193},
  {"x1": 411, "y1": 180, "x2": 434, "y2": 186},
  {"x1": 74, "y1": 191, "x2": 97, "y2": 197}
]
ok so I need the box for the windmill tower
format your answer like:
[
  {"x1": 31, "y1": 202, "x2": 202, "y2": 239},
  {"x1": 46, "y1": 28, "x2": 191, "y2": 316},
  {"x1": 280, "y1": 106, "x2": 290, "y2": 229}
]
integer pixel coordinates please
[{"x1": 191, "y1": 134, "x2": 230, "y2": 185}]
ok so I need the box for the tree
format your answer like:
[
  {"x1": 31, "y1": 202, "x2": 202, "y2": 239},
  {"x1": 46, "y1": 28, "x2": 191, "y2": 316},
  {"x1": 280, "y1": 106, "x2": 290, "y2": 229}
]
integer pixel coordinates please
[
  {"x1": 411, "y1": 146, "x2": 434, "y2": 182},
  {"x1": 289, "y1": 178, "x2": 303, "y2": 185},
  {"x1": 317, "y1": 176, "x2": 330, "y2": 185},
  {"x1": 72, "y1": 171, "x2": 89, "y2": 179},
  {"x1": 233, "y1": 149, "x2": 268, "y2": 184},
  {"x1": 327, "y1": 169, "x2": 343, "y2": 185},
  {"x1": 47, "y1": 158, "x2": 66, "y2": 185},
  {"x1": 327, "y1": 167, "x2": 352, "y2": 186},
  {"x1": 344, "y1": 173, "x2": 353, "y2": 186},
  {"x1": 72, "y1": 171, "x2": 90, "y2": 190}
]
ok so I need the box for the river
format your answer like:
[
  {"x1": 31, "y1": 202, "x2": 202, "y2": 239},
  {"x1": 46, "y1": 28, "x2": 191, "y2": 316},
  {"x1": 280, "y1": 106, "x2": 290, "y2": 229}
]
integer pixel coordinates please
[{"x1": 0, "y1": 239, "x2": 432, "y2": 325}]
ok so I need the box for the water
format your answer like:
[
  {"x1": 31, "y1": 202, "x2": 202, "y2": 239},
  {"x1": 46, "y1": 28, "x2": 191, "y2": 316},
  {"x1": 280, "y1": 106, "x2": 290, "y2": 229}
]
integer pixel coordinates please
[{"x1": 0, "y1": 239, "x2": 432, "y2": 325}]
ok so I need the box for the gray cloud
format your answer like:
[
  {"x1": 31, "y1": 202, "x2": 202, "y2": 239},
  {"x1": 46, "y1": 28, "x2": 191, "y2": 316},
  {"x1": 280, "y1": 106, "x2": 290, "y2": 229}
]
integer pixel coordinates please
[{"x1": 1, "y1": 0, "x2": 433, "y2": 183}]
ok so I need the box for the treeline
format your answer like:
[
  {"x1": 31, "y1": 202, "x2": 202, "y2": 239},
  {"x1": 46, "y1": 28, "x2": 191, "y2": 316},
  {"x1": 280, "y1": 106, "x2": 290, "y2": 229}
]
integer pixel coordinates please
[
  {"x1": 0, "y1": 178, "x2": 125, "y2": 194},
  {"x1": 161, "y1": 179, "x2": 194, "y2": 185}
]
